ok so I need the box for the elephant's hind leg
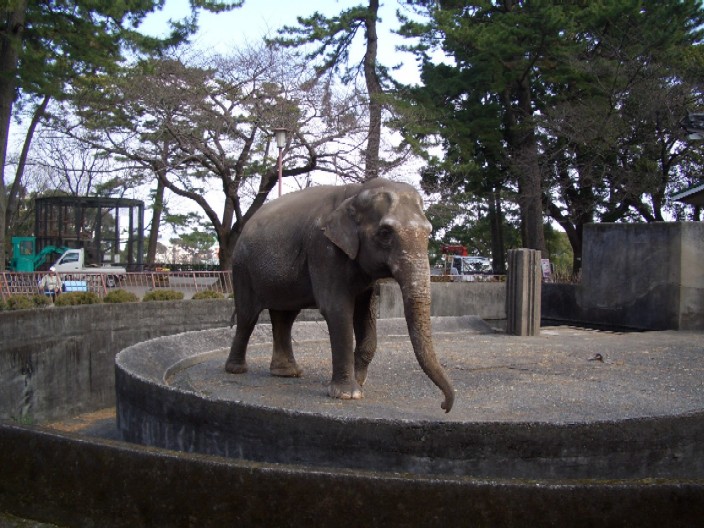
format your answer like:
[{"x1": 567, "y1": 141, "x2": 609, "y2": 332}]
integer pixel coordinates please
[
  {"x1": 270, "y1": 309, "x2": 303, "y2": 377},
  {"x1": 225, "y1": 310, "x2": 259, "y2": 374}
]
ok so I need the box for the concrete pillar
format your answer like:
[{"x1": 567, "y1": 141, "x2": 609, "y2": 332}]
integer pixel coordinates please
[{"x1": 506, "y1": 249, "x2": 541, "y2": 336}]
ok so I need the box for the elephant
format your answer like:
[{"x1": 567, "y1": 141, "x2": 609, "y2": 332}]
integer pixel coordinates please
[{"x1": 225, "y1": 178, "x2": 455, "y2": 413}]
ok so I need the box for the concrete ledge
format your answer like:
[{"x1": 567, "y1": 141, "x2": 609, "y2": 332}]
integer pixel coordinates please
[
  {"x1": 378, "y1": 279, "x2": 506, "y2": 321},
  {"x1": 2, "y1": 424, "x2": 703, "y2": 528}
]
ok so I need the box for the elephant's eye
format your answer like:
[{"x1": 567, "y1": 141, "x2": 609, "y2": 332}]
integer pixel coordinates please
[{"x1": 375, "y1": 226, "x2": 394, "y2": 247}]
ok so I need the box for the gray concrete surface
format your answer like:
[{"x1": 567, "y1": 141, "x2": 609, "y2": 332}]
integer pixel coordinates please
[
  {"x1": 378, "y1": 279, "x2": 506, "y2": 322},
  {"x1": 0, "y1": 300, "x2": 236, "y2": 422},
  {"x1": 3, "y1": 293, "x2": 704, "y2": 527},
  {"x1": 4, "y1": 308, "x2": 704, "y2": 527},
  {"x1": 3, "y1": 421, "x2": 702, "y2": 528}
]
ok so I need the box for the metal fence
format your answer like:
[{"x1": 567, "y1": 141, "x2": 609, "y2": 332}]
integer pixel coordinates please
[
  {"x1": 1, "y1": 271, "x2": 233, "y2": 301},
  {"x1": 430, "y1": 273, "x2": 506, "y2": 283}
]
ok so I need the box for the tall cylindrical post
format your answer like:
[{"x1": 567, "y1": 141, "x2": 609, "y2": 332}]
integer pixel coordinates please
[
  {"x1": 277, "y1": 147, "x2": 283, "y2": 197},
  {"x1": 506, "y1": 248, "x2": 542, "y2": 336}
]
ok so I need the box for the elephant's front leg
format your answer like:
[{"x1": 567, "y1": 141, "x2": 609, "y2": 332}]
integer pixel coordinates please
[
  {"x1": 323, "y1": 304, "x2": 363, "y2": 400},
  {"x1": 353, "y1": 287, "x2": 377, "y2": 387}
]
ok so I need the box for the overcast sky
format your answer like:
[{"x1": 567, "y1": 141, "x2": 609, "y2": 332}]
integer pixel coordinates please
[{"x1": 141, "y1": 0, "x2": 422, "y2": 84}]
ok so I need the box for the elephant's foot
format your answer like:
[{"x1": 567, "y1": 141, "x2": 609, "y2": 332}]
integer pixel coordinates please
[
  {"x1": 225, "y1": 360, "x2": 248, "y2": 374},
  {"x1": 328, "y1": 379, "x2": 363, "y2": 400},
  {"x1": 270, "y1": 359, "x2": 303, "y2": 377}
]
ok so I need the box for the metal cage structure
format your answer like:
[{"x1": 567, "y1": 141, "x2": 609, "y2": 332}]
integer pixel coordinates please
[{"x1": 34, "y1": 196, "x2": 144, "y2": 271}]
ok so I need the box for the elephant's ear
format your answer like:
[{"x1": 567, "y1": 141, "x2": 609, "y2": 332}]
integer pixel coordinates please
[{"x1": 322, "y1": 198, "x2": 359, "y2": 259}]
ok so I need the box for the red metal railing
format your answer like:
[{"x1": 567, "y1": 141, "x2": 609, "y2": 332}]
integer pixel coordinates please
[{"x1": 1, "y1": 271, "x2": 233, "y2": 301}]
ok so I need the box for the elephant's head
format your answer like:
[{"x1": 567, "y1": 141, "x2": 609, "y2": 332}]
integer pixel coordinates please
[{"x1": 323, "y1": 179, "x2": 455, "y2": 412}]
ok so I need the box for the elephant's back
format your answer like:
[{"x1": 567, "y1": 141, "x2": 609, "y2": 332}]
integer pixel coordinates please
[
  {"x1": 258, "y1": 184, "x2": 355, "y2": 220},
  {"x1": 233, "y1": 184, "x2": 358, "y2": 268}
]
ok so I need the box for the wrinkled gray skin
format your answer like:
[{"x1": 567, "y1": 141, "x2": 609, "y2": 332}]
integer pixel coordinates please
[{"x1": 225, "y1": 178, "x2": 455, "y2": 413}]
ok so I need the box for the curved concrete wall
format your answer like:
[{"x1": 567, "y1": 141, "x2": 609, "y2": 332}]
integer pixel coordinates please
[
  {"x1": 115, "y1": 326, "x2": 704, "y2": 481},
  {"x1": 1, "y1": 300, "x2": 234, "y2": 423},
  {"x1": 2, "y1": 423, "x2": 703, "y2": 528}
]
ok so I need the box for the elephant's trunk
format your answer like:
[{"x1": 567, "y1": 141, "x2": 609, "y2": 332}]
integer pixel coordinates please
[{"x1": 394, "y1": 254, "x2": 455, "y2": 413}]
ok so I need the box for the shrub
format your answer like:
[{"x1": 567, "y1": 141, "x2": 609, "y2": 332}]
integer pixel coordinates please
[
  {"x1": 191, "y1": 290, "x2": 224, "y2": 300},
  {"x1": 142, "y1": 289, "x2": 184, "y2": 302},
  {"x1": 54, "y1": 291, "x2": 102, "y2": 306},
  {"x1": 4, "y1": 295, "x2": 37, "y2": 311},
  {"x1": 32, "y1": 294, "x2": 52, "y2": 308},
  {"x1": 104, "y1": 289, "x2": 140, "y2": 303}
]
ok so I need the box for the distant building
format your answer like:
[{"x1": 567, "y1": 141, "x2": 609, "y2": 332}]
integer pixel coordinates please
[{"x1": 671, "y1": 183, "x2": 704, "y2": 208}]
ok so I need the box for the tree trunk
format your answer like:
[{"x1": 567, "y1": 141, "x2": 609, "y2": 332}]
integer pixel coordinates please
[
  {"x1": 6, "y1": 95, "x2": 49, "y2": 232},
  {"x1": 146, "y1": 177, "x2": 165, "y2": 265},
  {"x1": 488, "y1": 186, "x2": 505, "y2": 274},
  {"x1": 218, "y1": 230, "x2": 237, "y2": 272},
  {"x1": 515, "y1": 76, "x2": 546, "y2": 256},
  {"x1": 0, "y1": 1, "x2": 28, "y2": 270},
  {"x1": 363, "y1": 0, "x2": 382, "y2": 181},
  {"x1": 502, "y1": 78, "x2": 546, "y2": 257}
]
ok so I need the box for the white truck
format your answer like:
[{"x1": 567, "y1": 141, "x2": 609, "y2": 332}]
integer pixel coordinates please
[
  {"x1": 450, "y1": 255, "x2": 493, "y2": 281},
  {"x1": 52, "y1": 248, "x2": 127, "y2": 288}
]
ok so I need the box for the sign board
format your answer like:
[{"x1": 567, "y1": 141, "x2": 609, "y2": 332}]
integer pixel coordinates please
[{"x1": 541, "y1": 259, "x2": 553, "y2": 281}]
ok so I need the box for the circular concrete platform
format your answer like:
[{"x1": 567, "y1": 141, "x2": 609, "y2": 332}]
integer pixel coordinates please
[{"x1": 116, "y1": 317, "x2": 704, "y2": 480}]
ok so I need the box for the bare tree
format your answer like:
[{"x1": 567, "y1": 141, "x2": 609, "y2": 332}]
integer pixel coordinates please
[
  {"x1": 0, "y1": 0, "x2": 243, "y2": 269},
  {"x1": 65, "y1": 43, "x2": 368, "y2": 270},
  {"x1": 30, "y1": 134, "x2": 129, "y2": 196}
]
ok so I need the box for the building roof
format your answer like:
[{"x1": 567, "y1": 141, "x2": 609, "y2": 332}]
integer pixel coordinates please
[
  {"x1": 34, "y1": 195, "x2": 144, "y2": 208},
  {"x1": 671, "y1": 183, "x2": 704, "y2": 207}
]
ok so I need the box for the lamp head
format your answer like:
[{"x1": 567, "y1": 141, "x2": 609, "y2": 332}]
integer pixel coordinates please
[{"x1": 274, "y1": 128, "x2": 287, "y2": 149}]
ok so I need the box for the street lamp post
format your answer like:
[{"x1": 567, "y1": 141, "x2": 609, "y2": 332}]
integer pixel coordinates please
[{"x1": 274, "y1": 128, "x2": 287, "y2": 197}]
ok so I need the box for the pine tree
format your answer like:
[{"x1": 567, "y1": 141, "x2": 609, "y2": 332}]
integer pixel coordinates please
[
  {"x1": 273, "y1": 0, "x2": 386, "y2": 181},
  {"x1": 400, "y1": 0, "x2": 703, "y2": 272}
]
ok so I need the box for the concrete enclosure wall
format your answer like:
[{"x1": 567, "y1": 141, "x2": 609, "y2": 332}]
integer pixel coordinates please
[
  {"x1": 378, "y1": 280, "x2": 506, "y2": 321},
  {"x1": 546, "y1": 222, "x2": 704, "y2": 330},
  {"x1": 4, "y1": 423, "x2": 701, "y2": 528},
  {"x1": 2, "y1": 265, "x2": 704, "y2": 527},
  {"x1": 0, "y1": 300, "x2": 232, "y2": 423},
  {"x1": 5, "y1": 220, "x2": 701, "y2": 424}
]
